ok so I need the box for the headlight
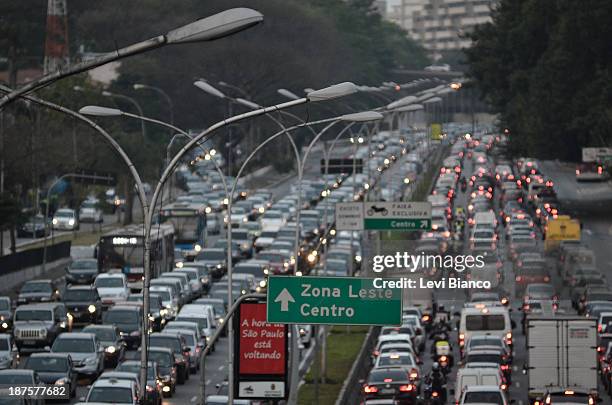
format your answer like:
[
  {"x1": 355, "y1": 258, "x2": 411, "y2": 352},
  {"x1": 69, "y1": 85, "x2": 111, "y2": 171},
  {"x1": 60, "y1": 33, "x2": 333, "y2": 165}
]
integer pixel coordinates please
[
  {"x1": 258, "y1": 207, "x2": 265, "y2": 214},
  {"x1": 105, "y1": 346, "x2": 116, "y2": 354},
  {"x1": 88, "y1": 304, "x2": 96, "y2": 313},
  {"x1": 160, "y1": 309, "x2": 168, "y2": 317},
  {"x1": 299, "y1": 328, "x2": 306, "y2": 336},
  {"x1": 40, "y1": 328, "x2": 47, "y2": 336},
  {"x1": 1, "y1": 323, "x2": 7, "y2": 329},
  {"x1": 84, "y1": 356, "x2": 97, "y2": 365},
  {"x1": 241, "y1": 243, "x2": 249, "y2": 250},
  {"x1": 55, "y1": 378, "x2": 69, "y2": 385},
  {"x1": 216, "y1": 264, "x2": 222, "y2": 269},
  {"x1": 205, "y1": 206, "x2": 212, "y2": 214},
  {"x1": 223, "y1": 198, "x2": 229, "y2": 205},
  {"x1": 218, "y1": 318, "x2": 224, "y2": 324},
  {"x1": 355, "y1": 255, "x2": 362, "y2": 262},
  {"x1": 263, "y1": 268, "x2": 269, "y2": 275},
  {"x1": 194, "y1": 244, "x2": 202, "y2": 252},
  {"x1": 148, "y1": 315, "x2": 155, "y2": 321},
  {"x1": 52, "y1": 218, "x2": 58, "y2": 225},
  {"x1": 242, "y1": 217, "x2": 248, "y2": 223},
  {"x1": 259, "y1": 280, "x2": 267, "y2": 288}
]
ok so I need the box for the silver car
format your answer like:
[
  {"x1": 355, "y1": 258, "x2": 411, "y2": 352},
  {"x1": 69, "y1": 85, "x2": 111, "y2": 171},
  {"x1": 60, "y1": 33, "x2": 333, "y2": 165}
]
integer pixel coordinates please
[
  {"x1": 0, "y1": 334, "x2": 18, "y2": 369},
  {"x1": 79, "y1": 199, "x2": 103, "y2": 223}
]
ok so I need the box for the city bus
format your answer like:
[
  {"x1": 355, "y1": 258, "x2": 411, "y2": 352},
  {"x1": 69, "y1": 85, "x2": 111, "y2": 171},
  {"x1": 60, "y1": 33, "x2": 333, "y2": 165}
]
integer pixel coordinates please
[
  {"x1": 159, "y1": 202, "x2": 207, "y2": 261},
  {"x1": 97, "y1": 223, "x2": 175, "y2": 291}
]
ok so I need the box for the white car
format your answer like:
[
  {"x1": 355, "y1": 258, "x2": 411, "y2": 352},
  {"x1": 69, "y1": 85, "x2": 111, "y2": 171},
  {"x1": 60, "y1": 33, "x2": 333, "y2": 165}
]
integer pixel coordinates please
[
  {"x1": 52, "y1": 208, "x2": 79, "y2": 231},
  {"x1": 459, "y1": 385, "x2": 509, "y2": 405},
  {"x1": 94, "y1": 273, "x2": 129, "y2": 306},
  {"x1": 85, "y1": 376, "x2": 139, "y2": 405},
  {"x1": 79, "y1": 199, "x2": 103, "y2": 223},
  {"x1": 260, "y1": 210, "x2": 286, "y2": 230}
]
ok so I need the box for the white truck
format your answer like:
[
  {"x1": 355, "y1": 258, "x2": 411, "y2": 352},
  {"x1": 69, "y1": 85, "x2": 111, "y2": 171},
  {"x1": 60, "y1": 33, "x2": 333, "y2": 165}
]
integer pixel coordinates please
[{"x1": 527, "y1": 316, "x2": 597, "y2": 403}]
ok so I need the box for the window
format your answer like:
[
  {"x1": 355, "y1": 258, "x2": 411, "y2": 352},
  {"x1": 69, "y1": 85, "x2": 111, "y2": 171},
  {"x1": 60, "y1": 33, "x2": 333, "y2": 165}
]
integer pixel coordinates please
[
  {"x1": 95, "y1": 277, "x2": 124, "y2": 288},
  {"x1": 464, "y1": 392, "x2": 503, "y2": 405},
  {"x1": 15, "y1": 310, "x2": 52, "y2": 322},
  {"x1": 52, "y1": 338, "x2": 95, "y2": 353},
  {"x1": 465, "y1": 315, "x2": 506, "y2": 331},
  {"x1": 87, "y1": 387, "x2": 133, "y2": 404},
  {"x1": 26, "y1": 357, "x2": 68, "y2": 372}
]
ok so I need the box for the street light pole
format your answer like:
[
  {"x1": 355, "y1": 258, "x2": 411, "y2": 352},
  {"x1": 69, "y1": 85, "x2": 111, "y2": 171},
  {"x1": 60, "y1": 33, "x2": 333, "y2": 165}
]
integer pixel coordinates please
[
  {"x1": 42, "y1": 173, "x2": 114, "y2": 273},
  {"x1": 0, "y1": 8, "x2": 264, "y2": 110},
  {"x1": 102, "y1": 91, "x2": 147, "y2": 140},
  {"x1": 133, "y1": 84, "x2": 174, "y2": 129}
]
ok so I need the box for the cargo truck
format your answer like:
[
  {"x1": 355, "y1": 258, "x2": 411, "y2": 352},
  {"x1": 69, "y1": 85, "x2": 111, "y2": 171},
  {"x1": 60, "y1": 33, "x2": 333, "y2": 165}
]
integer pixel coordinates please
[{"x1": 527, "y1": 316, "x2": 598, "y2": 403}]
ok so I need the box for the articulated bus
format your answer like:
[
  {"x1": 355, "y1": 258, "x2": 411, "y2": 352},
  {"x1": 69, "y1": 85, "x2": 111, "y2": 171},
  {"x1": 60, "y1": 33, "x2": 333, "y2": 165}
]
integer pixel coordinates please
[
  {"x1": 159, "y1": 202, "x2": 207, "y2": 261},
  {"x1": 97, "y1": 224, "x2": 175, "y2": 291}
]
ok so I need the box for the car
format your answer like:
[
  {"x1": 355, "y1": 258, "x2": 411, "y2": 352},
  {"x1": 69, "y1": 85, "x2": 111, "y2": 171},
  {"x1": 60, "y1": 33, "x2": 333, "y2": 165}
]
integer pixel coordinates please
[
  {"x1": 464, "y1": 335, "x2": 512, "y2": 362},
  {"x1": 362, "y1": 367, "x2": 418, "y2": 402},
  {"x1": 194, "y1": 248, "x2": 227, "y2": 279},
  {"x1": 17, "y1": 214, "x2": 50, "y2": 238},
  {"x1": 194, "y1": 297, "x2": 227, "y2": 335},
  {"x1": 112, "y1": 360, "x2": 162, "y2": 405},
  {"x1": 13, "y1": 303, "x2": 71, "y2": 351},
  {"x1": 463, "y1": 348, "x2": 511, "y2": 382},
  {"x1": 458, "y1": 384, "x2": 509, "y2": 405},
  {"x1": 83, "y1": 324, "x2": 126, "y2": 368},
  {"x1": 95, "y1": 273, "x2": 129, "y2": 307},
  {"x1": 0, "y1": 296, "x2": 13, "y2": 332},
  {"x1": 52, "y1": 208, "x2": 79, "y2": 230},
  {"x1": 205, "y1": 396, "x2": 253, "y2": 405},
  {"x1": 84, "y1": 376, "x2": 140, "y2": 405},
  {"x1": 17, "y1": 279, "x2": 59, "y2": 305},
  {"x1": 373, "y1": 352, "x2": 420, "y2": 380},
  {"x1": 162, "y1": 328, "x2": 201, "y2": 373},
  {"x1": 544, "y1": 388, "x2": 595, "y2": 405},
  {"x1": 79, "y1": 199, "x2": 104, "y2": 223},
  {"x1": 64, "y1": 285, "x2": 102, "y2": 323},
  {"x1": 523, "y1": 283, "x2": 557, "y2": 303},
  {"x1": 51, "y1": 332, "x2": 104, "y2": 381},
  {"x1": 148, "y1": 332, "x2": 190, "y2": 384},
  {"x1": 0, "y1": 334, "x2": 18, "y2": 369},
  {"x1": 145, "y1": 347, "x2": 177, "y2": 397},
  {"x1": 24, "y1": 353, "x2": 77, "y2": 398},
  {"x1": 102, "y1": 305, "x2": 142, "y2": 349},
  {"x1": 65, "y1": 258, "x2": 99, "y2": 285},
  {"x1": 0, "y1": 368, "x2": 41, "y2": 385}
]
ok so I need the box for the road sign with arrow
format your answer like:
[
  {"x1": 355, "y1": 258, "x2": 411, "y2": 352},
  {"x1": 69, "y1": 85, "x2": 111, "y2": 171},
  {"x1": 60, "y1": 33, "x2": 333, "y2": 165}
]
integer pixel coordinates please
[{"x1": 266, "y1": 276, "x2": 402, "y2": 325}]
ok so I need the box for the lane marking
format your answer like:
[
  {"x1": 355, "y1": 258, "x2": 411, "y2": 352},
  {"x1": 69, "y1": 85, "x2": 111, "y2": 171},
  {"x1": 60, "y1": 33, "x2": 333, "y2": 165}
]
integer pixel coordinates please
[
  {"x1": 206, "y1": 379, "x2": 211, "y2": 385},
  {"x1": 218, "y1": 365, "x2": 225, "y2": 371},
  {"x1": 515, "y1": 382, "x2": 520, "y2": 388},
  {"x1": 190, "y1": 396, "x2": 197, "y2": 403},
  {"x1": 513, "y1": 365, "x2": 518, "y2": 372}
]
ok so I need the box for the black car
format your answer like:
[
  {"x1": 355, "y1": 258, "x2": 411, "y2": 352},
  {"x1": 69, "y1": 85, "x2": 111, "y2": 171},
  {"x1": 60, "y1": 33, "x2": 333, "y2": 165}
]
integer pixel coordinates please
[
  {"x1": 115, "y1": 360, "x2": 163, "y2": 405},
  {"x1": 13, "y1": 303, "x2": 71, "y2": 352},
  {"x1": 102, "y1": 305, "x2": 142, "y2": 349},
  {"x1": 24, "y1": 353, "x2": 77, "y2": 398},
  {"x1": 64, "y1": 285, "x2": 102, "y2": 323},
  {"x1": 0, "y1": 297, "x2": 13, "y2": 332},
  {"x1": 194, "y1": 248, "x2": 227, "y2": 279},
  {"x1": 17, "y1": 214, "x2": 49, "y2": 238},
  {"x1": 148, "y1": 332, "x2": 189, "y2": 384},
  {"x1": 146, "y1": 347, "x2": 177, "y2": 397},
  {"x1": 82, "y1": 324, "x2": 126, "y2": 368},
  {"x1": 16, "y1": 280, "x2": 59, "y2": 305},
  {"x1": 65, "y1": 258, "x2": 99, "y2": 285},
  {"x1": 126, "y1": 294, "x2": 164, "y2": 331},
  {"x1": 362, "y1": 367, "x2": 418, "y2": 404}
]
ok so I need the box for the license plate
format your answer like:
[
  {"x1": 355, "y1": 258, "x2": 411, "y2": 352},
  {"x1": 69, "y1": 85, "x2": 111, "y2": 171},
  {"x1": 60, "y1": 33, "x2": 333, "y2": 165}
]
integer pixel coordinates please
[
  {"x1": 380, "y1": 388, "x2": 395, "y2": 394},
  {"x1": 22, "y1": 340, "x2": 37, "y2": 345}
]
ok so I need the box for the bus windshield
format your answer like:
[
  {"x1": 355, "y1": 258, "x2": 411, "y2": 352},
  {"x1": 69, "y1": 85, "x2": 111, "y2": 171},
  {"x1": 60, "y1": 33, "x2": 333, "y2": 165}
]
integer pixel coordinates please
[{"x1": 161, "y1": 211, "x2": 204, "y2": 244}]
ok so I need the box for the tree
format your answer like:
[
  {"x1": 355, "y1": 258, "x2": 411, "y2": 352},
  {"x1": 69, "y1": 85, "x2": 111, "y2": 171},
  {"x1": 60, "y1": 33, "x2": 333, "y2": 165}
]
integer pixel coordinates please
[{"x1": 465, "y1": 0, "x2": 612, "y2": 161}]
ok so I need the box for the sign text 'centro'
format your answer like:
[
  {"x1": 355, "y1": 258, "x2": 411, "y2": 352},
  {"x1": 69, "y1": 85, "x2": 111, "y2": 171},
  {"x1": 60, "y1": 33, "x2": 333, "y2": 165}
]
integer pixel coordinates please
[{"x1": 267, "y1": 276, "x2": 402, "y2": 325}]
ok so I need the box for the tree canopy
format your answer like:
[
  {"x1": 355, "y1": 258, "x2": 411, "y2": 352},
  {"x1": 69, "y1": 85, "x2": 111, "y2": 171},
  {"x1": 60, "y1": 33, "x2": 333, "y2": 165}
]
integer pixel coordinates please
[{"x1": 465, "y1": 0, "x2": 612, "y2": 161}]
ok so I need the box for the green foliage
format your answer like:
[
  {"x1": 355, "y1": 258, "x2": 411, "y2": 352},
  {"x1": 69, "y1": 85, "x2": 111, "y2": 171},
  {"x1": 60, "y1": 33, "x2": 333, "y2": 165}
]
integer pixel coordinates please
[{"x1": 465, "y1": 0, "x2": 612, "y2": 161}]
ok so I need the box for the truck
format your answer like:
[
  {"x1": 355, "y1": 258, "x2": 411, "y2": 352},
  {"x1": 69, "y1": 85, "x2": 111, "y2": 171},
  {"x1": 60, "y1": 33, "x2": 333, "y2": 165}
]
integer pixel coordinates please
[{"x1": 527, "y1": 316, "x2": 597, "y2": 403}]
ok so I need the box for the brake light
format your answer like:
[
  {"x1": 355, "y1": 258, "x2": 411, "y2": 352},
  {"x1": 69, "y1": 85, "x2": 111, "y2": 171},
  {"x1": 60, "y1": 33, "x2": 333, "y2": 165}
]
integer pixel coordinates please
[
  {"x1": 501, "y1": 364, "x2": 509, "y2": 371},
  {"x1": 501, "y1": 383, "x2": 508, "y2": 390},
  {"x1": 597, "y1": 346, "x2": 604, "y2": 353},
  {"x1": 589, "y1": 396, "x2": 595, "y2": 405},
  {"x1": 544, "y1": 276, "x2": 550, "y2": 282},
  {"x1": 399, "y1": 384, "x2": 415, "y2": 392},
  {"x1": 598, "y1": 325, "x2": 603, "y2": 333},
  {"x1": 440, "y1": 355, "x2": 447, "y2": 362},
  {"x1": 516, "y1": 276, "x2": 523, "y2": 282},
  {"x1": 432, "y1": 391, "x2": 440, "y2": 397},
  {"x1": 372, "y1": 350, "x2": 380, "y2": 357},
  {"x1": 364, "y1": 385, "x2": 379, "y2": 393}
]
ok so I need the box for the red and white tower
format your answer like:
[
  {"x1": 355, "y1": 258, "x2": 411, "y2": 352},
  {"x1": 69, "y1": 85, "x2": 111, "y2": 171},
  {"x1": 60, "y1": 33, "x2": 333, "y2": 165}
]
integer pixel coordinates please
[{"x1": 43, "y1": 0, "x2": 70, "y2": 74}]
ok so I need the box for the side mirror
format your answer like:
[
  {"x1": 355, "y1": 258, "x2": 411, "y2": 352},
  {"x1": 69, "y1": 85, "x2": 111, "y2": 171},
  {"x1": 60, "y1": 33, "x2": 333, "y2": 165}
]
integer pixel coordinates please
[{"x1": 78, "y1": 397, "x2": 85, "y2": 402}]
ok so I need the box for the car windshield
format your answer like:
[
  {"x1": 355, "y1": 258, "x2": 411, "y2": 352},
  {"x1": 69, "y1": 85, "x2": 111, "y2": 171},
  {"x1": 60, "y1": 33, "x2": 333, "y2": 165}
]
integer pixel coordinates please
[
  {"x1": 15, "y1": 310, "x2": 52, "y2": 321},
  {"x1": 529, "y1": 285, "x2": 553, "y2": 293},
  {"x1": 259, "y1": 231, "x2": 277, "y2": 238},
  {"x1": 150, "y1": 290, "x2": 170, "y2": 301},
  {"x1": 64, "y1": 289, "x2": 96, "y2": 301},
  {"x1": 199, "y1": 250, "x2": 225, "y2": 260},
  {"x1": 95, "y1": 277, "x2": 124, "y2": 288},
  {"x1": 264, "y1": 211, "x2": 282, "y2": 219},
  {"x1": 470, "y1": 338, "x2": 502, "y2": 348},
  {"x1": 26, "y1": 357, "x2": 68, "y2": 372},
  {"x1": 467, "y1": 353, "x2": 501, "y2": 363},
  {"x1": 176, "y1": 316, "x2": 208, "y2": 329},
  {"x1": 84, "y1": 327, "x2": 116, "y2": 341},
  {"x1": 257, "y1": 253, "x2": 284, "y2": 262},
  {"x1": 149, "y1": 336, "x2": 181, "y2": 353},
  {"x1": 464, "y1": 392, "x2": 503, "y2": 405},
  {"x1": 368, "y1": 369, "x2": 408, "y2": 383},
  {"x1": 81, "y1": 201, "x2": 97, "y2": 209},
  {"x1": 105, "y1": 310, "x2": 138, "y2": 324},
  {"x1": 378, "y1": 354, "x2": 414, "y2": 367},
  {"x1": 21, "y1": 282, "x2": 51, "y2": 293},
  {"x1": 548, "y1": 394, "x2": 591, "y2": 404},
  {"x1": 71, "y1": 260, "x2": 98, "y2": 270},
  {"x1": 88, "y1": 387, "x2": 133, "y2": 403},
  {"x1": 147, "y1": 351, "x2": 172, "y2": 367},
  {"x1": 0, "y1": 301, "x2": 9, "y2": 311},
  {"x1": 55, "y1": 210, "x2": 73, "y2": 218},
  {"x1": 0, "y1": 340, "x2": 8, "y2": 351},
  {"x1": 52, "y1": 338, "x2": 94, "y2": 353},
  {"x1": 234, "y1": 265, "x2": 261, "y2": 276}
]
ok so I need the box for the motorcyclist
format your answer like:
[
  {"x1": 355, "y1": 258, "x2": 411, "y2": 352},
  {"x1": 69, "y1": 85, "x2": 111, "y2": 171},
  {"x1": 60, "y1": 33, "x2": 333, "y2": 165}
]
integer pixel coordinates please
[{"x1": 427, "y1": 362, "x2": 447, "y2": 402}]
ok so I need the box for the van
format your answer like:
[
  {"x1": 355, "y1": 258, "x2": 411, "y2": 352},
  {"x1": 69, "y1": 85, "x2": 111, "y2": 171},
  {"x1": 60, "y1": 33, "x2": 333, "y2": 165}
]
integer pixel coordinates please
[
  {"x1": 160, "y1": 273, "x2": 192, "y2": 302},
  {"x1": 151, "y1": 278, "x2": 185, "y2": 306},
  {"x1": 459, "y1": 306, "x2": 513, "y2": 350},
  {"x1": 454, "y1": 368, "x2": 505, "y2": 403},
  {"x1": 176, "y1": 307, "x2": 216, "y2": 350}
]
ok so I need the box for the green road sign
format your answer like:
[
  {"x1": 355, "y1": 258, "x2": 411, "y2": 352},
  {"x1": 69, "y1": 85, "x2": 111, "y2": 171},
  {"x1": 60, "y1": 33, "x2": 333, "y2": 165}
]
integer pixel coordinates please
[
  {"x1": 364, "y1": 218, "x2": 431, "y2": 231},
  {"x1": 267, "y1": 276, "x2": 402, "y2": 325}
]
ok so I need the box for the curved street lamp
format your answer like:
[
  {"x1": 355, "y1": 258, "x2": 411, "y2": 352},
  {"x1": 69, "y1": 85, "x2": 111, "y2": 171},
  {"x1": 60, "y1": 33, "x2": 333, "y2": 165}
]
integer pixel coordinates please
[{"x1": 0, "y1": 8, "x2": 264, "y2": 109}]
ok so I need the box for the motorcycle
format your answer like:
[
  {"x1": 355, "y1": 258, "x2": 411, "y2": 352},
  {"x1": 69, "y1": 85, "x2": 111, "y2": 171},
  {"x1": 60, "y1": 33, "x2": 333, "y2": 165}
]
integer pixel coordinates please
[
  {"x1": 423, "y1": 378, "x2": 446, "y2": 405},
  {"x1": 431, "y1": 339, "x2": 454, "y2": 373}
]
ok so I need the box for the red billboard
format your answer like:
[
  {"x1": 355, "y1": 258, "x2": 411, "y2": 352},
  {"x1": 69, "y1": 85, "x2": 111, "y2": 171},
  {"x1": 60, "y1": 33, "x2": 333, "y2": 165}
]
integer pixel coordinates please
[{"x1": 238, "y1": 302, "x2": 287, "y2": 375}]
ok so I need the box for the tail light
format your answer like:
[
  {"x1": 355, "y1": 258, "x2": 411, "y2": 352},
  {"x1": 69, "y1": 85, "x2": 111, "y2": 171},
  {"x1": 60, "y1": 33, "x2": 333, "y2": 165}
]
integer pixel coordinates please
[
  {"x1": 598, "y1": 325, "x2": 603, "y2": 333},
  {"x1": 459, "y1": 333, "x2": 465, "y2": 346},
  {"x1": 500, "y1": 383, "x2": 508, "y2": 390},
  {"x1": 506, "y1": 332, "x2": 512, "y2": 344},
  {"x1": 364, "y1": 385, "x2": 378, "y2": 393},
  {"x1": 399, "y1": 384, "x2": 415, "y2": 392},
  {"x1": 589, "y1": 396, "x2": 595, "y2": 405},
  {"x1": 432, "y1": 391, "x2": 440, "y2": 397},
  {"x1": 516, "y1": 276, "x2": 523, "y2": 282},
  {"x1": 501, "y1": 364, "x2": 510, "y2": 371},
  {"x1": 597, "y1": 346, "x2": 604, "y2": 353},
  {"x1": 409, "y1": 368, "x2": 419, "y2": 380},
  {"x1": 372, "y1": 350, "x2": 380, "y2": 357},
  {"x1": 544, "y1": 276, "x2": 550, "y2": 282},
  {"x1": 535, "y1": 401, "x2": 541, "y2": 405},
  {"x1": 422, "y1": 314, "x2": 431, "y2": 322}
]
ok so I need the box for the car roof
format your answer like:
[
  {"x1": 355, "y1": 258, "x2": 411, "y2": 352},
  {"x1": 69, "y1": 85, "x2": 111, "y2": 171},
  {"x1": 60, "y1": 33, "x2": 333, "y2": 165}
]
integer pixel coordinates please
[
  {"x1": 91, "y1": 378, "x2": 134, "y2": 389},
  {"x1": 29, "y1": 352, "x2": 70, "y2": 359},
  {"x1": 55, "y1": 332, "x2": 95, "y2": 340},
  {"x1": 463, "y1": 385, "x2": 503, "y2": 392},
  {"x1": 0, "y1": 369, "x2": 34, "y2": 375}
]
